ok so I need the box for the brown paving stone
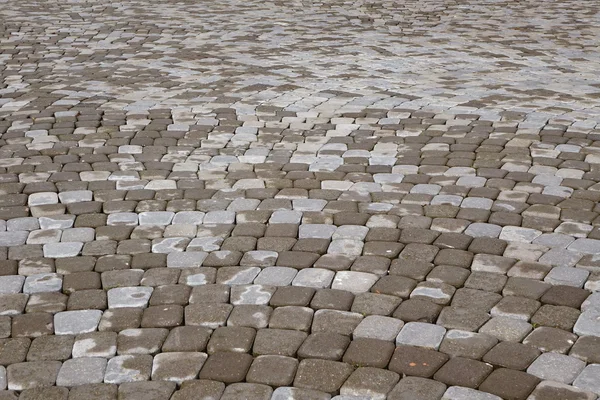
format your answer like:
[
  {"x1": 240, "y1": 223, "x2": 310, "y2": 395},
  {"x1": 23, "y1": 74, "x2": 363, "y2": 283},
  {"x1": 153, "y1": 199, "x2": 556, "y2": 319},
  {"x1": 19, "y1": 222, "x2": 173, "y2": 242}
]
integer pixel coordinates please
[
  {"x1": 482, "y1": 341, "x2": 541, "y2": 370},
  {"x1": 479, "y1": 368, "x2": 541, "y2": 400},
  {"x1": 433, "y1": 356, "x2": 493, "y2": 388},
  {"x1": 293, "y1": 358, "x2": 354, "y2": 393},
  {"x1": 198, "y1": 352, "x2": 253, "y2": 383},
  {"x1": 388, "y1": 345, "x2": 449, "y2": 378}
]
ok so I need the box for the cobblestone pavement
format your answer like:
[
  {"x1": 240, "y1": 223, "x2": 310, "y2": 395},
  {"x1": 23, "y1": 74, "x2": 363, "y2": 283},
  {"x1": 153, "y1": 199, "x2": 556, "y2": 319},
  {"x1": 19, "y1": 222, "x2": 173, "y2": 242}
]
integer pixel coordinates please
[{"x1": 1, "y1": 0, "x2": 600, "y2": 399}]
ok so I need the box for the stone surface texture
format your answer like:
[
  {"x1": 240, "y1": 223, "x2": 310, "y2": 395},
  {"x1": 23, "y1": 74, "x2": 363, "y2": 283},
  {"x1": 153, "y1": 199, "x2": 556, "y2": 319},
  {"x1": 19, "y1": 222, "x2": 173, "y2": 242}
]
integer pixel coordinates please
[{"x1": 0, "y1": 0, "x2": 599, "y2": 397}]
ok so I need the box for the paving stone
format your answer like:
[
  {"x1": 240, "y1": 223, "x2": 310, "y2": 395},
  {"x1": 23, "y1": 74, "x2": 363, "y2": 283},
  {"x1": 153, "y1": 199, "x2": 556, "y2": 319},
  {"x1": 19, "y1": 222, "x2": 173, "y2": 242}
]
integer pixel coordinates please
[
  {"x1": 107, "y1": 286, "x2": 153, "y2": 308},
  {"x1": 574, "y1": 310, "x2": 600, "y2": 337},
  {"x1": 220, "y1": 382, "x2": 272, "y2": 400},
  {"x1": 246, "y1": 355, "x2": 298, "y2": 387},
  {"x1": 388, "y1": 377, "x2": 446, "y2": 400},
  {"x1": 312, "y1": 309, "x2": 363, "y2": 336},
  {"x1": 532, "y1": 304, "x2": 580, "y2": 331},
  {"x1": 528, "y1": 381, "x2": 598, "y2": 400},
  {"x1": 151, "y1": 352, "x2": 207, "y2": 384},
  {"x1": 0, "y1": 276, "x2": 25, "y2": 294},
  {"x1": 298, "y1": 332, "x2": 349, "y2": 361},
  {"x1": 56, "y1": 357, "x2": 106, "y2": 386},
  {"x1": 117, "y1": 381, "x2": 177, "y2": 400},
  {"x1": 98, "y1": 308, "x2": 143, "y2": 332},
  {"x1": 527, "y1": 352, "x2": 586, "y2": 384},
  {"x1": 205, "y1": 326, "x2": 254, "y2": 355},
  {"x1": 479, "y1": 316, "x2": 533, "y2": 342},
  {"x1": 104, "y1": 354, "x2": 152, "y2": 384},
  {"x1": 171, "y1": 379, "x2": 225, "y2": 400},
  {"x1": 479, "y1": 368, "x2": 540, "y2": 400},
  {"x1": 482, "y1": 341, "x2": 540, "y2": 370},
  {"x1": 573, "y1": 364, "x2": 600, "y2": 396},
  {"x1": 353, "y1": 316, "x2": 403, "y2": 341},
  {"x1": 310, "y1": 289, "x2": 354, "y2": 311},
  {"x1": 292, "y1": 269, "x2": 335, "y2": 289},
  {"x1": 523, "y1": 326, "x2": 577, "y2": 354},
  {"x1": 67, "y1": 383, "x2": 117, "y2": 400},
  {"x1": 441, "y1": 386, "x2": 501, "y2": 400},
  {"x1": 294, "y1": 359, "x2": 354, "y2": 394},
  {"x1": 433, "y1": 357, "x2": 493, "y2": 388},
  {"x1": 393, "y1": 298, "x2": 443, "y2": 323},
  {"x1": 26, "y1": 335, "x2": 73, "y2": 361},
  {"x1": 11, "y1": 313, "x2": 54, "y2": 337},
  {"x1": 6, "y1": 360, "x2": 61, "y2": 390},
  {"x1": 439, "y1": 330, "x2": 498, "y2": 360},
  {"x1": 271, "y1": 387, "x2": 332, "y2": 400},
  {"x1": 117, "y1": 328, "x2": 169, "y2": 355},
  {"x1": 544, "y1": 266, "x2": 589, "y2": 287},
  {"x1": 490, "y1": 296, "x2": 540, "y2": 321},
  {"x1": 17, "y1": 387, "x2": 69, "y2": 400},
  {"x1": 54, "y1": 310, "x2": 102, "y2": 335},
  {"x1": 253, "y1": 328, "x2": 306, "y2": 357},
  {"x1": 339, "y1": 367, "x2": 399, "y2": 400},
  {"x1": 388, "y1": 345, "x2": 449, "y2": 378},
  {"x1": 23, "y1": 273, "x2": 62, "y2": 294},
  {"x1": 396, "y1": 322, "x2": 446, "y2": 350},
  {"x1": 72, "y1": 331, "x2": 117, "y2": 358},
  {"x1": 269, "y1": 306, "x2": 313, "y2": 331},
  {"x1": 230, "y1": 284, "x2": 275, "y2": 305},
  {"x1": 254, "y1": 267, "x2": 297, "y2": 286},
  {"x1": 437, "y1": 306, "x2": 491, "y2": 331},
  {"x1": 198, "y1": 352, "x2": 253, "y2": 383}
]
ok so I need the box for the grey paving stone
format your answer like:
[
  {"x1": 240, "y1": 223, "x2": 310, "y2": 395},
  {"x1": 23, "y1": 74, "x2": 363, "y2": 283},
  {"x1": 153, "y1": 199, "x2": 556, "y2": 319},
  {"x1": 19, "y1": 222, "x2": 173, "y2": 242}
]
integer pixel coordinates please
[
  {"x1": 54, "y1": 310, "x2": 102, "y2": 335},
  {"x1": 353, "y1": 316, "x2": 403, "y2": 341},
  {"x1": 441, "y1": 386, "x2": 501, "y2": 400},
  {"x1": 254, "y1": 267, "x2": 297, "y2": 286},
  {"x1": 56, "y1": 357, "x2": 107, "y2": 386},
  {"x1": 544, "y1": 267, "x2": 589, "y2": 287},
  {"x1": 107, "y1": 287, "x2": 153, "y2": 308},
  {"x1": 299, "y1": 224, "x2": 337, "y2": 239},
  {"x1": 271, "y1": 387, "x2": 332, "y2": 400},
  {"x1": 528, "y1": 380, "x2": 597, "y2": 400},
  {"x1": 151, "y1": 352, "x2": 207, "y2": 384},
  {"x1": 23, "y1": 273, "x2": 62, "y2": 294},
  {"x1": 139, "y1": 212, "x2": 174, "y2": 225},
  {"x1": 166, "y1": 252, "x2": 208, "y2": 268},
  {"x1": 104, "y1": 354, "x2": 153, "y2": 384},
  {"x1": 396, "y1": 322, "x2": 446, "y2": 350},
  {"x1": 331, "y1": 272, "x2": 378, "y2": 294},
  {"x1": 464, "y1": 223, "x2": 502, "y2": 238},
  {"x1": 569, "y1": 239, "x2": 600, "y2": 254},
  {"x1": 0, "y1": 232, "x2": 29, "y2": 247},
  {"x1": 573, "y1": 364, "x2": 600, "y2": 396},
  {"x1": 292, "y1": 268, "x2": 335, "y2": 288},
  {"x1": 0, "y1": 276, "x2": 25, "y2": 294},
  {"x1": 0, "y1": 366, "x2": 5, "y2": 390},
  {"x1": 43, "y1": 242, "x2": 83, "y2": 258},
  {"x1": 479, "y1": 317, "x2": 533, "y2": 342},
  {"x1": 527, "y1": 353, "x2": 586, "y2": 384}
]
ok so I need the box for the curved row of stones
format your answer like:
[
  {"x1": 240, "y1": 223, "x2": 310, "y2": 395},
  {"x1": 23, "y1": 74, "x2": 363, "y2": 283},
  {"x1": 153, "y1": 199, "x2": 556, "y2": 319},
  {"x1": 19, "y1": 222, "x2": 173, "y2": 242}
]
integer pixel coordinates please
[{"x1": 1, "y1": 106, "x2": 600, "y2": 400}]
